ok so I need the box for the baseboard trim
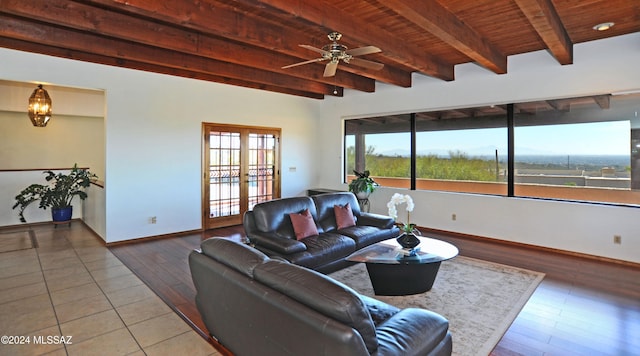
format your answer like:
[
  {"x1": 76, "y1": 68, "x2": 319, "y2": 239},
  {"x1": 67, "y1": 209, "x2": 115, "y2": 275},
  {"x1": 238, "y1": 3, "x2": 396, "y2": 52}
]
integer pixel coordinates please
[
  {"x1": 104, "y1": 228, "x2": 204, "y2": 246},
  {"x1": 0, "y1": 218, "x2": 82, "y2": 231},
  {"x1": 422, "y1": 227, "x2": 640, "y2": 269}
]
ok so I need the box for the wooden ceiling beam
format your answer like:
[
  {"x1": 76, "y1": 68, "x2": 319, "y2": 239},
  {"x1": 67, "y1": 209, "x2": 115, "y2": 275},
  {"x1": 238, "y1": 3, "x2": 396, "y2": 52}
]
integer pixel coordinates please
[
  {"x1": 593, "y1": 95, "x2": 610, "y2": 109},
  {"x1": 0, "y1": 36, "x2": 326, "y2": 99},
  {"x1": 77, "y1": 0, "x2": 411, "y2": 88},
  {"x1": 1, "y1": 0, "x2": 632, "y2": 100},
  {"x1": 416, "y1": 112, "x2": 440, "y2": 121},
  {"x1": 514, "y1": 0, "x2": 573, "y2": 65},
  {"x1": 382, "y1": 0, "x2": 507, "y2": 74},
  {"x1": 247, "y1": 0, "x2": 454, "y2": 81},
  {"x1": 0, "y1": 0, "x2": 373, "y2": 93},
  {"x1": 545, "y1": 99, "x2": 570, "y2": 111},
  {"x1": 0, "y1": 14, "x2": 335, "y2": 97}
]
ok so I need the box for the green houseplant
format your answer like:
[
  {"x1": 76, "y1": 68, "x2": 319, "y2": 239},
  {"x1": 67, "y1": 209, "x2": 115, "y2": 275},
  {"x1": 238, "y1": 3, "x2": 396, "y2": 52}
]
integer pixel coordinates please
[
  {"x1": 13, "y1": 164, "x2": 98, "y2": 223},
  {"x1": 348, "y1": 170, "x2": 378, "y2": 198}
]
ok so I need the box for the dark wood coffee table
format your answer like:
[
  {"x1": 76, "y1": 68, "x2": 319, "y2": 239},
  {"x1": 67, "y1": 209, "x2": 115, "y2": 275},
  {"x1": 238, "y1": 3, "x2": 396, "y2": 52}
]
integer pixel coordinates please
[{"x1": 345, "y1": 236, "x2": 458, "y2": 296}]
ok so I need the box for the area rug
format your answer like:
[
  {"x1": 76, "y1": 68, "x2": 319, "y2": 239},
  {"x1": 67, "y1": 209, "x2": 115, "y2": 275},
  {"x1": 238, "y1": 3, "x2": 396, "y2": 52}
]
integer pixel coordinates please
[
  {"x1": 0, "y1": 230, "x2": 37, "y2": 253},
  {"x1": 329, "y1": 256, "x2": 544, "y2": 356}
]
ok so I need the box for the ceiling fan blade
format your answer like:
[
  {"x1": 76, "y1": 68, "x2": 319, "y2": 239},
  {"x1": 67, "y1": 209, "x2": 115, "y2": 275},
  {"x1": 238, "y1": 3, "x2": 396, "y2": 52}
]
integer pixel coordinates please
[
  {"x1": 323, "y1": 61, "x2": 338, "y2": 77},
  {"x1": 299, "y1": 44, "x2": 328, "y2": 55},
  {"x1": 348, "y1": 57, "x2": 385, "y2": 70},
  {"x1": 345, "y1": 45, "x2": 381, "y2": 56},
  {"x1": 281, "y1": 58, "x2": 325, "y2": 69}
]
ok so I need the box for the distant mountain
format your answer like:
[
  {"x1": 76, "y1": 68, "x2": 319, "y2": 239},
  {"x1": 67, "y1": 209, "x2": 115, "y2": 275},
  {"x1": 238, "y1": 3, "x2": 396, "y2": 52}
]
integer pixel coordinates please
[
  {"x1": 377, "y1": 145, "x2": 553, "y2": 158},
  {"x1": 373, "y1": 147, "x2": 629, "y2": 168},
  {"x1": 377, "y1": 149, "x2": 410, "y2": 157}
]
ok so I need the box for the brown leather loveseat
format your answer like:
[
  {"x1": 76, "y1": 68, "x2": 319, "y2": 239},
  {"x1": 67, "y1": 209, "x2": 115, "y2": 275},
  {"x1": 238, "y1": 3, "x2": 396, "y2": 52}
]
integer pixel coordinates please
[{"x1": 189, "y1": 237, "x2": 453, "y2": 356}]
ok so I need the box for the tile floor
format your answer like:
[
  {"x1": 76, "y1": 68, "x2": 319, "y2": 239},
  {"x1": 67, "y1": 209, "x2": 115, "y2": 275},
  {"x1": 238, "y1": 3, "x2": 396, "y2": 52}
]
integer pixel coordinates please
[{"x1": 0, "y1": 224, "x2": 220, "y2": 356}]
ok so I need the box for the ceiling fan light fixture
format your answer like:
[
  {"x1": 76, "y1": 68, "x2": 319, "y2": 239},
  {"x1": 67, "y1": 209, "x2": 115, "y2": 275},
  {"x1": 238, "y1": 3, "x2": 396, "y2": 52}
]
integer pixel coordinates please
[
  {"x1": 593, "y1": 22, "x2": 615, "y2": 31},
  {"x1": 28, "y1": 84, "x2": 52, "y2": 127},
  {"x1": 281, "y1": 32, "x2": 383, "y2": 78},
  {"x1": 327, "y1": 31, "x2": 342, "y2": 42}
]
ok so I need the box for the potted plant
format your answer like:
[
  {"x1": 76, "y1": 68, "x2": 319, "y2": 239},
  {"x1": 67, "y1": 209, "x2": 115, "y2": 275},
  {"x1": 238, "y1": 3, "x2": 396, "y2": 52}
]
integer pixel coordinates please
[
  {"x1": 12, "y1": 164, "x2": 98, "y2": 223},
  {"x1": 348, "y1": 170, "x2": 378, "y2": 199},
  {"x1": 387, "y1": 193, "x2": 421, "y2": 249}
]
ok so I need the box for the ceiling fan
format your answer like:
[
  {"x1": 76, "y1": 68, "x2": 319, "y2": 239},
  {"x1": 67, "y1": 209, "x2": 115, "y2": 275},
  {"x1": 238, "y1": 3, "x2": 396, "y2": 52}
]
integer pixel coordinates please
[{"x1": 282, "y1": 32, "x2": 384, "y2": 77}]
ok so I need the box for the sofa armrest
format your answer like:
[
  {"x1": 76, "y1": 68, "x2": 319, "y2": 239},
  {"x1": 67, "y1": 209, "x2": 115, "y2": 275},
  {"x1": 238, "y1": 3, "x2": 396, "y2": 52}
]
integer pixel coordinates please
[
  {"x1": 375, "y1": 308, "x2": 450, "y2": 356},
  {"x1": 251, "y1": 232, "x2": 307, "y2": 255},
  {"x1": 360, "y1": 295, "x2": 400, "y2": 327},
  {"x1": 358, "y1": 212, "x2": 396, "y2": 229}
]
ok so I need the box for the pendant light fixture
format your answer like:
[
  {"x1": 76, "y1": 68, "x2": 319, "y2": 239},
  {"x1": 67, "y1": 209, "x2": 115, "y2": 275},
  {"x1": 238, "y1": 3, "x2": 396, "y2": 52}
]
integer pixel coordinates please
[{"x1": 28, "y1": 84, "x2": 52, "y2": 127}]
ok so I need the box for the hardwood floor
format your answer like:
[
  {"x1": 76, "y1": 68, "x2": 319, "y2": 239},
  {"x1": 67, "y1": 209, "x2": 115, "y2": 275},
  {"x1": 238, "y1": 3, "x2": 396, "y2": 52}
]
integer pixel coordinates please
[{"x1": 108, "y1": 225, "x2": 640, "y2": 356}]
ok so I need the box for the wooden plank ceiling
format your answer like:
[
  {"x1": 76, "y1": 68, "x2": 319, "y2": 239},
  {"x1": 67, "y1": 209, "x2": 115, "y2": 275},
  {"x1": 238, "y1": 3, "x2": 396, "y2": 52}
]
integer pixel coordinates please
[{"x1": 1, "y1": 0, "x2": 638, "y2": 99}]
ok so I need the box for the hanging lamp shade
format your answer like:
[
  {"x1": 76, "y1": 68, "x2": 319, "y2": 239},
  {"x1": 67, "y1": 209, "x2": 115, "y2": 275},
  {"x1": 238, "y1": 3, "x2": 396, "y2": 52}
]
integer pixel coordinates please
[{"x1": 28, "y1": 84, "x2": 52, "y2": 127}]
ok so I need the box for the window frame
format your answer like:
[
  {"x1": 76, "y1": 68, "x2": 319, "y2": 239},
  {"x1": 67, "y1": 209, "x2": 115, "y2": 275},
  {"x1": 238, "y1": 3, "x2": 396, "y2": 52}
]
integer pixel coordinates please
[{"x1": 344, "y1": 94, "x2": 640, "y2": 207}]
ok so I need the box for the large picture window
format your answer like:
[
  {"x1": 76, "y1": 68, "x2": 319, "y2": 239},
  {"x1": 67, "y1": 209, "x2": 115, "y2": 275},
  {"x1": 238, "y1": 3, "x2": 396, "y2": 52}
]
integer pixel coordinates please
[
  {"x1": 415, "y1": 126, "x2": 507, "y2": 195},
  {"x1": 345, "y1": 115, "x2": 411, "y2": 188},
  {"x1": 344, "y1": 93, "x2": 640, "y2": 206}
]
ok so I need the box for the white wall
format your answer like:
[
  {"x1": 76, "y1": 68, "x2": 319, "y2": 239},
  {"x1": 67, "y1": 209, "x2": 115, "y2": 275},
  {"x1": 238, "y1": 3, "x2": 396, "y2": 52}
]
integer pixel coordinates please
[
  {"x1": 0, "y1": 79, "x2": 104, "y2": 117},
  {"x1": 317, "y1": 33, "x2": 640, "y2": 264},
  {"x1": 0, "y1": 111, "x2": 105, "y2": 178},
  {"x1": 0, "y1": 81, "x2": 105, "y2": 179},
  {"x1": 0, "y1": 47, "x2": 321, "y2": 243},
  {"x1": 0, "y1": 80, "x2": 105, "y2": 227},
  {"x1": 83, "y1": 183, "x2": 106, "y2": 238}
]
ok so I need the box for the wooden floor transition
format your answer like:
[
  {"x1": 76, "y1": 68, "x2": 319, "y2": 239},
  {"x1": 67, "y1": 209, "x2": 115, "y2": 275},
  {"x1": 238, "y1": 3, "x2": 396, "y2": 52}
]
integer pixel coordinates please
[{"x1": 108, "y1": 225, "x2": 640, "y2": 356}]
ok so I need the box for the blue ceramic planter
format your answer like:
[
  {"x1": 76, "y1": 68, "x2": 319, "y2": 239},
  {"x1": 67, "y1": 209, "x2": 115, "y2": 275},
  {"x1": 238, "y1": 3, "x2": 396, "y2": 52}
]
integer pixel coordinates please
[{"x1": 52, "y1": 206, "x2": 73, "y2": 222}]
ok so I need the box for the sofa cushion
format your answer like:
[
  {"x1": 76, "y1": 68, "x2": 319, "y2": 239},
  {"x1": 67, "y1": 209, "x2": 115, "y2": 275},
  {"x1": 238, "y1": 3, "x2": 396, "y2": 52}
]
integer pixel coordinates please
[
  {"x1": 289, "y1": 209, "x2": 319, "y2": 240},
  {"x1": 200, "y1": 237, "x2": 269, "y2": 277},
  {"x1": 254, "y1": 260, "x2": 379, "y2": 353},
  {"x1": 252, "y1": 197, "x2": 318, "y2": 239},
  {"x1": 313, "y1": 192, "x2": 361, "y2": 232},
  {"x1": 334, "y1": 203, "x2": 356, "y2": 229},
  {"x1": 285, "y1": 233, "x2": 356, "y2": 269}
]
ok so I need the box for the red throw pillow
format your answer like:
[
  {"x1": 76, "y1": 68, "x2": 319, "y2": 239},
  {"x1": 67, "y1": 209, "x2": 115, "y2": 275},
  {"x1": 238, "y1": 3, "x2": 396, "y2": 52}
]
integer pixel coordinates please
[
  {"x1": 334, "y1": 203, "x2": 356, "y2": 229},
  {"x1": 289, "y1": 209, "x2": 318, "y2": 240}
]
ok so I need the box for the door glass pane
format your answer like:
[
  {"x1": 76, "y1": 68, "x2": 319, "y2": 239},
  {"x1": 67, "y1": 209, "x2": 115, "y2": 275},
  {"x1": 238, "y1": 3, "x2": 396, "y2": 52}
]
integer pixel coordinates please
[
  {"x1": 209, "y1": 131, "x2": 240, "y2": 218},
  {"x1": 248, "y1": 133, "x2": 276, "y2": 210}
]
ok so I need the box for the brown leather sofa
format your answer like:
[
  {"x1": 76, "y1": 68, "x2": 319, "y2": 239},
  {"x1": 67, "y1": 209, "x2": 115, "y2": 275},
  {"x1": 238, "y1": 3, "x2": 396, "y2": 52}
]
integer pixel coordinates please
[
  {"x1": 243, "y1": 192, "x2": 400, "y2": 273},
  {"x1": 189, "y1": 237, "x2": 453, "y2": 356}
]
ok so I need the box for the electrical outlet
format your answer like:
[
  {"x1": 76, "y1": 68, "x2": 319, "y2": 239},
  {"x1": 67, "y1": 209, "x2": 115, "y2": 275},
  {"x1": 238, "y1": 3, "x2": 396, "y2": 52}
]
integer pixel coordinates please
[
  {"x1": 613, "y1": 235, "x2": 621, "y2": 244},
  {"x1": 451, "y1": 213, "x2": 457, "y2": 221},
  {"x1": 150, "y1": 216, "x2": 157, "y2": 224}
]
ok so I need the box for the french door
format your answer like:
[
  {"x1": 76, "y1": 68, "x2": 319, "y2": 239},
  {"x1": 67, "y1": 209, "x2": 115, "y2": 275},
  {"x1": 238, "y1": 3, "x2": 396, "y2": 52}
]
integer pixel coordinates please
[{"x1": 203, "y1": 123, "x2": 280, "y2": 229}]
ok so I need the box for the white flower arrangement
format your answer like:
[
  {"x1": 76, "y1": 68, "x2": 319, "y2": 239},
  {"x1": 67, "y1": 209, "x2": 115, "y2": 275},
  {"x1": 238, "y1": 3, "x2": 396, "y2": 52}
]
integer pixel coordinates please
[{"x1": 386, "y1": 193, "x2": 420, "y2": 234}]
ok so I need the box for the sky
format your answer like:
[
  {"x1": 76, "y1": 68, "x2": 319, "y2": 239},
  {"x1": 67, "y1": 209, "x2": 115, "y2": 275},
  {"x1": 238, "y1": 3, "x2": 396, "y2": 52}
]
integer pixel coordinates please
[{"x1": 355, "y1": 121, "x2": 631, "y2": 157}]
